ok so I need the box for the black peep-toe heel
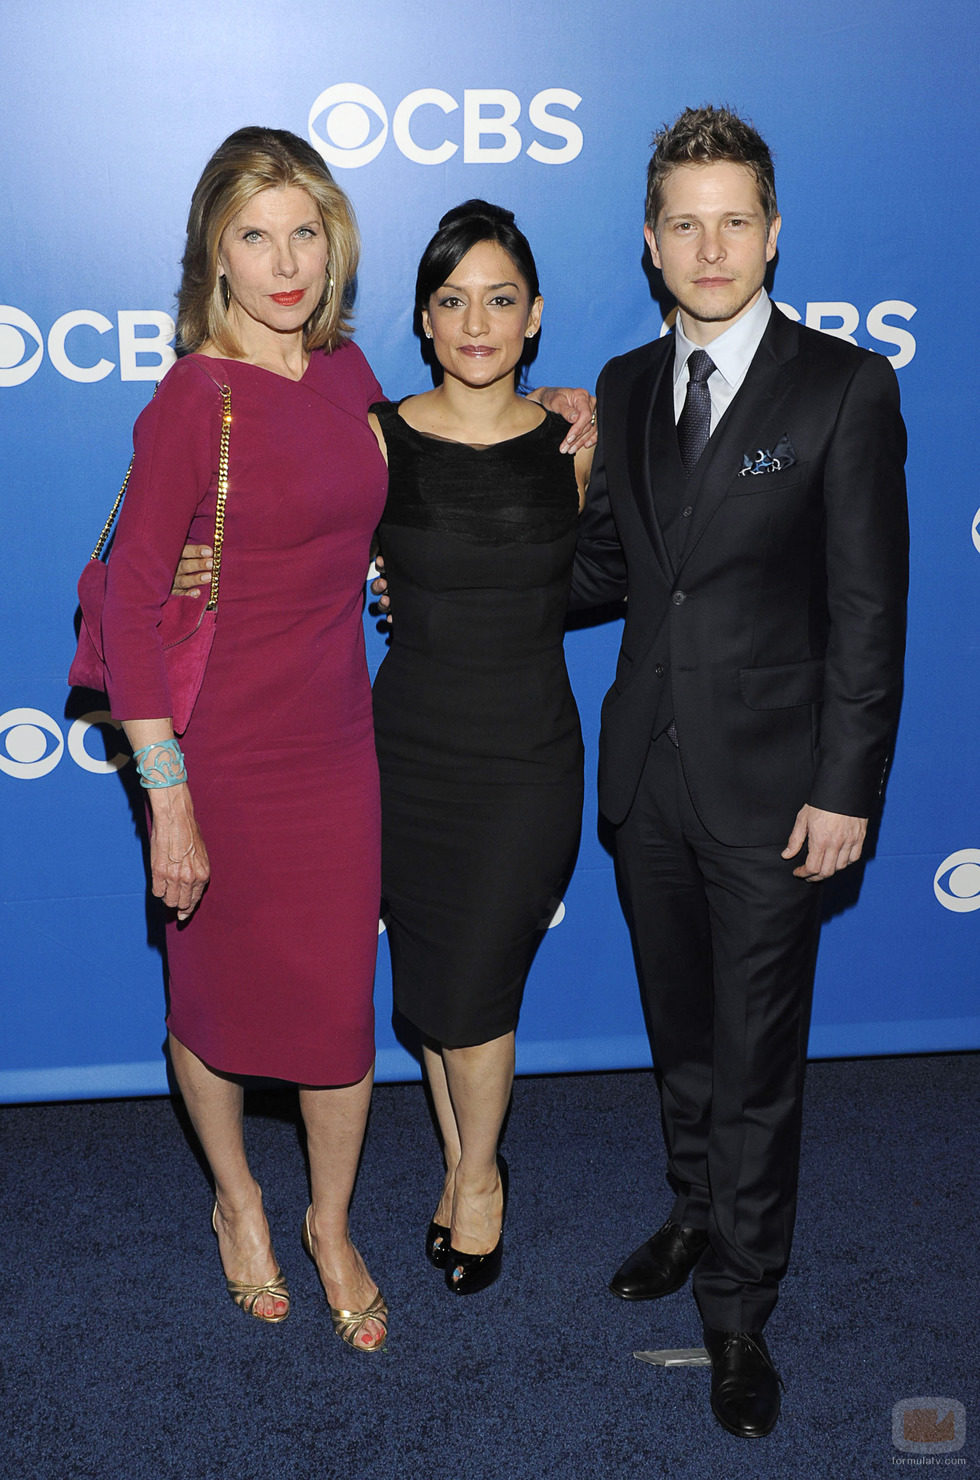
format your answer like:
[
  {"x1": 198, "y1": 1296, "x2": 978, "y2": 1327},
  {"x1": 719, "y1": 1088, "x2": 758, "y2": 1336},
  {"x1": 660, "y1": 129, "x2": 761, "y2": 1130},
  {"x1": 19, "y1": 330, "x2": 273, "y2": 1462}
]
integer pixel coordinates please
[{"x1": 445, "y1": 1156, "x2": 508, "y2": 1296}]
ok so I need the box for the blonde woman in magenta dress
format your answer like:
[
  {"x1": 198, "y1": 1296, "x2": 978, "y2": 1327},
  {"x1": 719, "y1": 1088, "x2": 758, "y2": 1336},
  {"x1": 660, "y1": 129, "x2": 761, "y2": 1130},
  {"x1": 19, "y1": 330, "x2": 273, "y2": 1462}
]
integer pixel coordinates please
[{"x1": 102, "y1": 128, "x2": 389, "y2": 1350}]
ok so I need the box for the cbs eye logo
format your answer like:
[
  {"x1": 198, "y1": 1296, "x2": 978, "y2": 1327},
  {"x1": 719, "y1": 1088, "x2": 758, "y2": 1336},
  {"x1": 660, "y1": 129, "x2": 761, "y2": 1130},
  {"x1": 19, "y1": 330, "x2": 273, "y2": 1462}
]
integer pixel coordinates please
[
  {"x1": 933, "y1": 849, "x2": 980, "y2": 913},
  {"x1": 0, "y1": 708, "x2": 128, "y2": 779},
  {"x1": 0, "y1": 307, "x2": 45, "y2": 387},
  {"x1": 310, "y1": 85, "x2": 390, "y2": 168}
]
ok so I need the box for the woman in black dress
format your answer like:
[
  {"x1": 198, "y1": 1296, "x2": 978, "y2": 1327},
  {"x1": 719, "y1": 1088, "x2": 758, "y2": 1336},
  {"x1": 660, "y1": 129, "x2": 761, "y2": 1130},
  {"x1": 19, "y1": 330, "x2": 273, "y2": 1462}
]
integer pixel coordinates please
[{"x1": 369, "y1": 202, "x2": 592, "y2": 1294}]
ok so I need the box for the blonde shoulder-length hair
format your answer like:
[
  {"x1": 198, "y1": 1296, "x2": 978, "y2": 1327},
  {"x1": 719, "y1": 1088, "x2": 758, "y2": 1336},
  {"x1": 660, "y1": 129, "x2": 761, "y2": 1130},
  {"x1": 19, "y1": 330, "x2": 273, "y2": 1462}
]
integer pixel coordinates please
[{"x1": 177, "y1": 126, "x2": 360, "y2": 357}]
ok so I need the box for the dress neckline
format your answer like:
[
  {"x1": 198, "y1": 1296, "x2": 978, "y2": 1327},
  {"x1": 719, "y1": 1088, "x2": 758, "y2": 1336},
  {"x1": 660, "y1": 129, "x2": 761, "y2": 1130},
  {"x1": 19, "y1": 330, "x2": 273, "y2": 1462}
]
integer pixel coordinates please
[
  {"x1": 190, "y1": 350, "x2": 315, "y2": 385},
  {"x1": 392, "y1": 398, "x2": 550, "y2": 453}
]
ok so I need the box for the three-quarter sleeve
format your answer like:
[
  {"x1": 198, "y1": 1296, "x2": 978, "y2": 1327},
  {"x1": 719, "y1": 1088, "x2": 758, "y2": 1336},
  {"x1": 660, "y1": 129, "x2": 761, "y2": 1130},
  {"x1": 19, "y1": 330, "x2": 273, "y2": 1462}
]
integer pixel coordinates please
[{"x1": 101, "y1": 359, "x2": 221, "y2": 720}]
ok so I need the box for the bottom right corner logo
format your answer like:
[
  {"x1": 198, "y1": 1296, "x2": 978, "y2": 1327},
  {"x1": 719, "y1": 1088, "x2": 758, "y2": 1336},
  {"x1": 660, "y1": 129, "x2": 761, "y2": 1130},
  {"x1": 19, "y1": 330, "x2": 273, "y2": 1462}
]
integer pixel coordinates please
[{"x1": 892, "y1": 1397, "x2": 966, "y2": 1455}]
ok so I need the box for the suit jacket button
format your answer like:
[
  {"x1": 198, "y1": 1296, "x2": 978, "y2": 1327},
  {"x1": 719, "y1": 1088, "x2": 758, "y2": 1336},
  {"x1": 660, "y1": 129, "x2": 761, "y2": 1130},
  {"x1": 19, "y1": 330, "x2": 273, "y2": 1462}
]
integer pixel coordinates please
[
  {"x1": 672, "y1": 590, "x2": 686, "y2": 605},
  {"x1": 682, "y1": 505, "x2": 693, "y2": 518},
  {"x1": 655, "y1": 663, "x2": 665, "y2": 677}
]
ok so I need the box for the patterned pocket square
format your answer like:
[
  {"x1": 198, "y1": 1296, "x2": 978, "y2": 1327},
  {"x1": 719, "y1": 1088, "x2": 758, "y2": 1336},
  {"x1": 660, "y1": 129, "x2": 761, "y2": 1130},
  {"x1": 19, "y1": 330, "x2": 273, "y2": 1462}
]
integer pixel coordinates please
[{"x1": 738, "y1": 433, "x2": 797, "y2": 477}]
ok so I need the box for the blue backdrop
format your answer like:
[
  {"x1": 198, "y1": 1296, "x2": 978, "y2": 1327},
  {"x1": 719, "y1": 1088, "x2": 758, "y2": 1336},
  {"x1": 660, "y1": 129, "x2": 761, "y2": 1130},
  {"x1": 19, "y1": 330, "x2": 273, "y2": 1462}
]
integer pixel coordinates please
[{"x1": 2, "y1": 0, "x2": 977, "y2": 1102}]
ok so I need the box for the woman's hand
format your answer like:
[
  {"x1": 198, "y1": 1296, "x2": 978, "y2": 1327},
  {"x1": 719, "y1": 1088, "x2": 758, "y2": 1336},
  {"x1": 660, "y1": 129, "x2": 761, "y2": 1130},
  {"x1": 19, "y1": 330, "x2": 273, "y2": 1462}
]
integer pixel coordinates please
[
  {"x1": 370, "y1": 552, "x2": 391, "y2": 621},
  {"x1": 527, "y1": 386, "x2": 597, "y2": 453},
  {"x1": 172, "y1": 544, "x2": 213, "y2": 596},
  {"x1": 148, "y1": 785, "x2": 210, "y2": 920}
]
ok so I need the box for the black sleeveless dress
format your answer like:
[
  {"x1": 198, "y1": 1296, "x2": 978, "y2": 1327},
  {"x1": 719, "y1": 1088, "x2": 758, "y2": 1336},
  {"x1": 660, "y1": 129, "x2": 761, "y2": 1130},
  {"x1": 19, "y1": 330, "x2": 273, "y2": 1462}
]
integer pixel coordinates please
[{"x1": 371, "y1": 400, "x2": 584, "y2": 1047}]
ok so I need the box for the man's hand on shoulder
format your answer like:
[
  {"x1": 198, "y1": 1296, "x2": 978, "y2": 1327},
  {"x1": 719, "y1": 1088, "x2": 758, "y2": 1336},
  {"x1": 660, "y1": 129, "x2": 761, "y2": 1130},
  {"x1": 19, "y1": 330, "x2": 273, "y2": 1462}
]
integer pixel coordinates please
[{"x1": 782, "y1": 805, "x2": 868, "y2": 881}]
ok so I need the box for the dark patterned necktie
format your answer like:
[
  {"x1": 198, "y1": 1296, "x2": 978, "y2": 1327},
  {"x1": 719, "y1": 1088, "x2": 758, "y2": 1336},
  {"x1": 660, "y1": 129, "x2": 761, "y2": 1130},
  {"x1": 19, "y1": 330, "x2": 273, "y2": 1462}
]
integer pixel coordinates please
[{"x1": 677, "y1": 349, "x2": 716, "y2": 474}]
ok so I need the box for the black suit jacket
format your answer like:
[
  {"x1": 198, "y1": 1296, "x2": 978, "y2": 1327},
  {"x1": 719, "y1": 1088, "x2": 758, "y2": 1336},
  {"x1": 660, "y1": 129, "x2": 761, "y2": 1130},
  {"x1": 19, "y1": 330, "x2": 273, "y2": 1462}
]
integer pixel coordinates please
[{"x1": 571, "y1": 305, "x2": 909, "y2": 843}]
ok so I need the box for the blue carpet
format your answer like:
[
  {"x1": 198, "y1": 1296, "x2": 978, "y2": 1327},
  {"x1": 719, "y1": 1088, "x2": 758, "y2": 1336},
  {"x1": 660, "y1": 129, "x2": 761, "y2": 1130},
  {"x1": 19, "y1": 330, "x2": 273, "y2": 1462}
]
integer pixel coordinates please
[{"x1": 2, "y1": 1054, "x2": 977, "y2": 1478}]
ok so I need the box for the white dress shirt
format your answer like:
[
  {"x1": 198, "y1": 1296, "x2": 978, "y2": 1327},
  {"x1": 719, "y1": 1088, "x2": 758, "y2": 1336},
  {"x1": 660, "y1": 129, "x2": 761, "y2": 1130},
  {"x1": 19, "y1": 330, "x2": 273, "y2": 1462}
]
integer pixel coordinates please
[{"x1": 672, "y1": 292, "x2": 773, "y2": 432}]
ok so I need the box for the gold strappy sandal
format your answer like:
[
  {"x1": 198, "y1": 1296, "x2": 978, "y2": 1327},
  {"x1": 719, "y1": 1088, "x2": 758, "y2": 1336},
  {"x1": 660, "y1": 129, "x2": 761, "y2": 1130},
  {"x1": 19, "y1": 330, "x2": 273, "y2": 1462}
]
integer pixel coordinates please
[
  {"x1": 301, "y1": 1206, "x2": 388, "y2": 1352},
  {"x1": 211, "y1": 1203, "x2": 290, "y2": 1324},
  {"x1": 328, "y1": 1289, "x2": 389, "y2": 1350}
]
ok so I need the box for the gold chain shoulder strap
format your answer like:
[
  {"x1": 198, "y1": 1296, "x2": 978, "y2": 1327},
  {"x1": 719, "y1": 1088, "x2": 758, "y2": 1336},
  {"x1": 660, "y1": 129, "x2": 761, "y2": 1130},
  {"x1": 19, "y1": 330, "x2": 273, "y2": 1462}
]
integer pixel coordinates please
[
  {"x1": 87, "y1": 379, "x2": 232, "y2": 613},
  {"x1": 206, "y1": 384, "x2": 232, "y2": 611},
  {"x1": 90, "y1": 462, "x2": 134, "y2": 561}
]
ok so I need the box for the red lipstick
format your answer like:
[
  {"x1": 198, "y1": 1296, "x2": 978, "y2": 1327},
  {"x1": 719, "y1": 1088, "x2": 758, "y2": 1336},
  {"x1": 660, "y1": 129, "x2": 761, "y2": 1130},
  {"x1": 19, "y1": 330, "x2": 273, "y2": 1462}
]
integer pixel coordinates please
[{"x1": 270, "y1": 289, "x2": 305, "y2": 306}]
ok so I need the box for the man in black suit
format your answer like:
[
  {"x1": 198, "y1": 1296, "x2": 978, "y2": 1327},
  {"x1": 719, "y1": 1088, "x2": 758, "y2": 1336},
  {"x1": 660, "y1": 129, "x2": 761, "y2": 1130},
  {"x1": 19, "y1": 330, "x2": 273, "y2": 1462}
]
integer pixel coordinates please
[{"x1": 571, "y1": 106, "x2": 908, "y2": 1438}]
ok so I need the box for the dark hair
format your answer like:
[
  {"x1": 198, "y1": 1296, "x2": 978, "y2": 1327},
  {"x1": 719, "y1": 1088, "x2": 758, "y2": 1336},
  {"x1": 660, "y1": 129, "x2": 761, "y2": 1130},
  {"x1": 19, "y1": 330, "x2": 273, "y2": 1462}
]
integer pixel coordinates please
[
  {"x1": 645, "y1": 106, "x2": 778, "y2": 231},
  {"x1": 177, "y1": 125, "x2": 359, "y2": 356},
  {"x1": 414, "y1": 199, "x2": 540, "y2": 312}
]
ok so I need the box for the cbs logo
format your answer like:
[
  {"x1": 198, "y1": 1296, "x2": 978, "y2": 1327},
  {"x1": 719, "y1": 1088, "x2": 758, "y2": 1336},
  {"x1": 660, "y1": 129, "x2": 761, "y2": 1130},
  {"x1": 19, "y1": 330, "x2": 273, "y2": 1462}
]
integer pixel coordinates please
[
  {"x1": 658, "y1": 300, "x2": 917, "y2": 368},
  {"x1": 308, "y1": 84, "x2": 582, "y2": 169},
  {"x1": 933, "y1": 849, "x2": 980, "y2": 913},
  {"x1": 0, "y1": 708, "x2": 128, "y2": 780},
  {"x1": 0, "y1": 306, "x2": 175, "y2": 387}
]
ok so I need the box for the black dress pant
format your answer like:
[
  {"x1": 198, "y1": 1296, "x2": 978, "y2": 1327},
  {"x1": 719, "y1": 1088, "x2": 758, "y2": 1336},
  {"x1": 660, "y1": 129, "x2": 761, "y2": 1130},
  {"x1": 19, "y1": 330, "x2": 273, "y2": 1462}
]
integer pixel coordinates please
[{"x1": 613, "y1": 731, "x2": 822, "y2": 1330}]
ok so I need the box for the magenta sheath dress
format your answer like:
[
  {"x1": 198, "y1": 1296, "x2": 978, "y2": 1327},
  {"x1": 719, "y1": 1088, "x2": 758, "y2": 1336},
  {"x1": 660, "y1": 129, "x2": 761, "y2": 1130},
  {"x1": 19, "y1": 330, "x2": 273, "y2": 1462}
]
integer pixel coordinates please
[{"x1": 101, "y1": 344, "x2": 388, "y2": 1085}]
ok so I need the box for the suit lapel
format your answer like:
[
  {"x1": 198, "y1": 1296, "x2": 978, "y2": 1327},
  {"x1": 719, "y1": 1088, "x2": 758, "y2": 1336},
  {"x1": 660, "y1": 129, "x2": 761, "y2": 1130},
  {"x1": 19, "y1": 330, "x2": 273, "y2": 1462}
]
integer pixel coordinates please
[
  {"x1": 623, "y1": 345, "x2": 674, "y2": 580},
  {"x1": 677, "y1": 310, "x2": 801, "y2": 570}
]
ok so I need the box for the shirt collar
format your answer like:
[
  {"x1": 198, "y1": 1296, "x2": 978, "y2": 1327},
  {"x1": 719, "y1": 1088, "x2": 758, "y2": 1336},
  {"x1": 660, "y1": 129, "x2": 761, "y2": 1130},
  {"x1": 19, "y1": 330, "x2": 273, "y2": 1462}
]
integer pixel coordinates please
[{"x1": 673, "y1": 292, "x2": 772, "y2": 391}]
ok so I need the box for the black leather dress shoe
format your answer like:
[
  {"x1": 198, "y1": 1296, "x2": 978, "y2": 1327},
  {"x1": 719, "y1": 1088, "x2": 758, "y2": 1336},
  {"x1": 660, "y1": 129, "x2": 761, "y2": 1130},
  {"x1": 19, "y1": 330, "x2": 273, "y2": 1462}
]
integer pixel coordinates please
[
  {"x1": 608, "y1": 1219, "x2": 709, "y2": 1300},
  {"x1": 703, "y1": 1327, "x2": 783, "y2": 1438}
]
